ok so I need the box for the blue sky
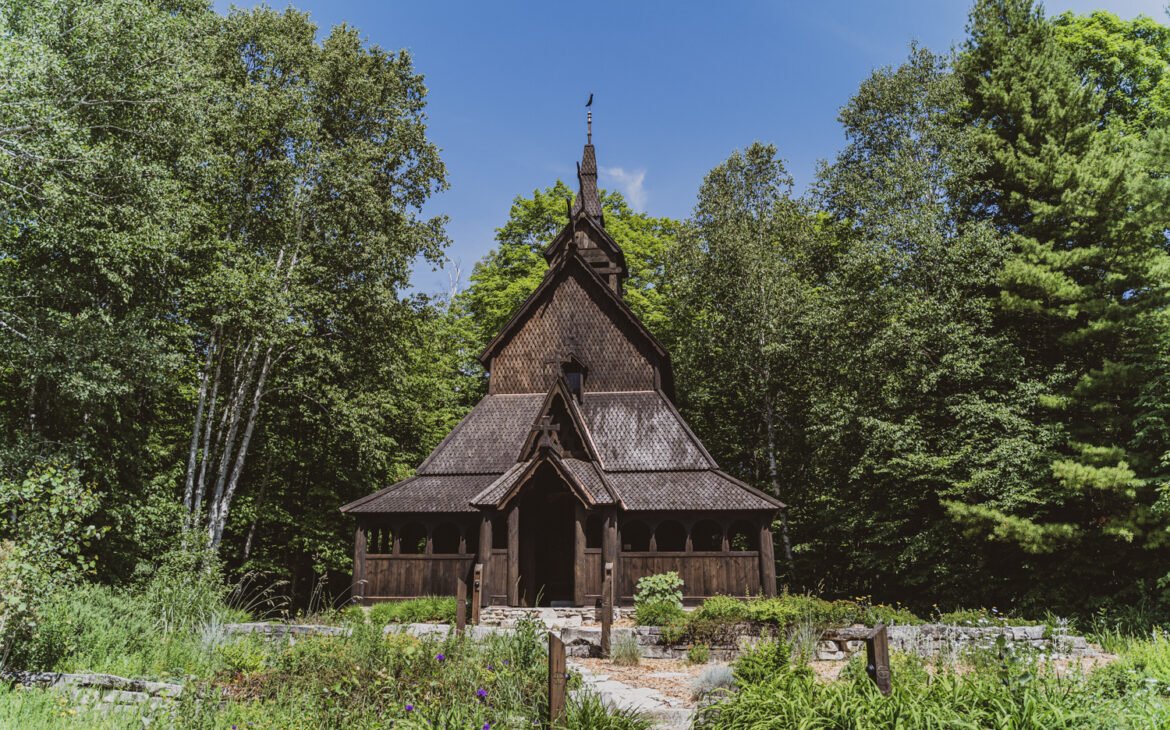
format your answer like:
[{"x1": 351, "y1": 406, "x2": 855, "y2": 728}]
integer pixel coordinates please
[{"x1": 213, "y1": 0, "x2": 1168, "y2": 295}]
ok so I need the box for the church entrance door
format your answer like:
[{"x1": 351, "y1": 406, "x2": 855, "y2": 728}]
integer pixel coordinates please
[{"x1": 517, "y1": 475, "x2": 576, "y2": 606}]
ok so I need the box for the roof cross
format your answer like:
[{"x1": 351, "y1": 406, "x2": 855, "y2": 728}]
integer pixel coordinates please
[{"x1": 532, "y1": 415, "x2": 562, "y2": 455}]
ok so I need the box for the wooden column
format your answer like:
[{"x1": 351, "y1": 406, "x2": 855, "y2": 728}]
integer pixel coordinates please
[
  {"x1": 759, "y1": 518, "x2": 777, "y2": 597},
  {"x1": 478, "y1": 514, "x2": 493, "y2": 608},
  {"x1": 548, "y1": 633, "x2": 567, "y2": 724},
  {"x1": 613, "y1": 507, "x2": 622, "y2": 603},
  {"x1": 507, "y1": 504, "x2": 520, "y2": 606},
  {"x1": 573, "y1": 504, "x2": 586, "y2": 607},
  {"x1": 353, "y1": 521, "x2": 367, "y2": 605}
]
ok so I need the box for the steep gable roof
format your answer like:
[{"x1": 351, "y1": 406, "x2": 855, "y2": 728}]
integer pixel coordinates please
[{"x1": 478, "y1": 250, "x2": 675, "y2": 398}]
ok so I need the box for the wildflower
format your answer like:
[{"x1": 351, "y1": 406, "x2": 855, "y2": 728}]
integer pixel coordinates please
[
  {"x1": 435, "y1": 653, "x2": 445, "y2": 662},
  {"x1": 482, "y1": 723, "x2": 491, "y2": 730},
  {"x1": 486, "y1": 664, "x2": 494, "y2": 671},
  {"x1": 405, "y1": 704, "x2": 414, "y2": 712},
  {"x1": 477, "y1": 688, "x2": 488, "y2": 701}
]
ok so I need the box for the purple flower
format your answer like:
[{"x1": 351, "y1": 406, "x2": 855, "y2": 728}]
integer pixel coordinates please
[
  {"x1": 476, "y1": 688, "x2": 488, "y2": 701},
  {"x1": 405, "y1": 704, "x2": 414, "y2": 712},
  {"x1": 486, "y1": 664, "x2": 494, "y2": 671},
  {"x1": 435, "y1": 653, "x2": 445, "y2": 662},
  {"x1": 482, "y1": 723, "x2": 491, "y2": 730},
  {"x1": 503, "y1": 660, "x2": 509, "y2": 666}
]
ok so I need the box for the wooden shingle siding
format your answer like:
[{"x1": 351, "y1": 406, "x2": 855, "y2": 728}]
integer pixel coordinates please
[{"x1": 488, "y1": 267, "x2": 660, "y2": 394}]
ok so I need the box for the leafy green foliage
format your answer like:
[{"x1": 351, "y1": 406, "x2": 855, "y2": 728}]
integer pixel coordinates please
[
  {"x1": 0, "y1": 464, "x2": 101, "y2": 667},
  {"x1": 633, "y1": 600, "x2": 685, "y2": 628},
  {"x1": 686, "y1": 643, "x2": 710, "y2": 665},
  {"x1": 633, "y1": 571, "x2": 684, "y2": 609}
]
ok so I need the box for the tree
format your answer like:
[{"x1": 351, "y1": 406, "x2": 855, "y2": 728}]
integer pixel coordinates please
[
  {"x1": 668, "y1": 143, "x2": 826, "y2": 582},
  {"x1": 956, "y1": 0, "x2": 1170, "y2": 601},
  {"x1": 810, "y1": 46, "x2": 1057, "y2": 603},
  {"x1": 180, "y1": 8, "x2": 449, "y2": 550},
  {"x1": 1053, "y1": 10, "x2": 1170, "y2": 135}
]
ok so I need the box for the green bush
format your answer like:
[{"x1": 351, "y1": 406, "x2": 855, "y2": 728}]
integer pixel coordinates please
[
  {"x1": 686, "y1": 643, "x2": 710, "y2": 665},
  {"x1": 695, "y1": 595, "x2": 750, "y2": 622},
  {"x1": 367, "y1": 596, "x2": 456, "y2": 625},
  {"x1": 732, "y1": 638, "x2": 802, "y2": 687},
  {"x1": 634, "y1": 599, "x2": 685, "y2": 627},
  {"x1": 215, "y1": 637, "x2": 268, "y2": 675},
  {"x1": 633, "y1": 571, "x2": 683, "y2": 608}
]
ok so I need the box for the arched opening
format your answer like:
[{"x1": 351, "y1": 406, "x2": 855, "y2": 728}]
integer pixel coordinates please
[
  {"x1": 585, "y1": 515, "x2": 603, "y2": 549},
  {"x1": 518, "y1": 464, "x2": 577, "y2": 605},
  {"x1": 729, "y1": 520, "x2": 757, "y2": 552},
  {"x1": 432, "y1": 523, "x2": 461, "y2": 554},
  {"x1": 655, "y1": 521, "x2": 687, "y2": 552},
  {"x1": 622, "y1": 520, "x2": 651, "y2": 552},
  {"x1": 399, "y1": 523, "x2": 427, "y2": 555},
  {"x1": 692, "y1": 520, "x2": 723, "y2": 552}
]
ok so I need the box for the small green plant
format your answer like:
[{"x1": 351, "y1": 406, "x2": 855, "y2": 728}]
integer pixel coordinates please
[
  {"x1": 634, "y1": 599, "x2": 685, "y2": 627},
  {"x1": 733, "y1": 638, "x2": 799, "y2": 686},
  {"x1": 634, "y1": 571, "x2": 683, "y2": 608},
  {"x1": 215, "y1": 637, "x2": 268, "y2": 675},
  {"x1": 611, "y1": 632, "x2": 641, "y2": 666},
  {"x1": 687, "y1": 643, "x2": 710, "y2": 665}
]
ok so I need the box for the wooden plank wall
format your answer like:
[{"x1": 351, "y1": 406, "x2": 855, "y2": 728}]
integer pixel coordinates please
[
  {"x1": 617, "y1": 552, "x2": 760, "y2": 603},
  {"x1": 363, "y1": 555, "x2": 475, "y2": 601}
]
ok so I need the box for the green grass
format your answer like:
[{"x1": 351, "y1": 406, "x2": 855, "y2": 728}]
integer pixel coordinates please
[
  {"x1": 4, "y1": 580, "x2": 649, "y2": 729},
  {"x1": 365, "y1": 595, "x2": 457, "y2": 625},
  {"x1": 694, "y1": 633, "x2": 1170, "y2": 729}
]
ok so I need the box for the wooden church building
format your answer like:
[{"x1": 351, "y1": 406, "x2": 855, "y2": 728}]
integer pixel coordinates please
[{"x1": 342, "y1": 117, "x2": 783, "y2": 606}]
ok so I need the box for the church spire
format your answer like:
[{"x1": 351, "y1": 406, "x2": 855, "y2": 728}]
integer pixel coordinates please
[{"x1": 571, "y1": 101, "x2": 603, "y2": 221}]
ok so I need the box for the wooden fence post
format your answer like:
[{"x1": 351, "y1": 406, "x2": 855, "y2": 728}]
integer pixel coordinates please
[
  {"x1": 600, "y1": 561, "x2": 613, "y2": 658},
  {"x1": 471, "y1": 563, "x2": 483, "y2": 625},
  {"x1": 865, "y1": 624, "x2": 891, "y2": 695},
  {"x1": 455, "y1": 566, "x2": 468, "y2": 635},
  {"x1": 548, "y1": 632, "x2": 567, "y2": 725}
]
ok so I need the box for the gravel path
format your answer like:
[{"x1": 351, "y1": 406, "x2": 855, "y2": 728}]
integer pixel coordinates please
[{"x1": 569, "y1": 659, "x2": 695, "y2": 729}]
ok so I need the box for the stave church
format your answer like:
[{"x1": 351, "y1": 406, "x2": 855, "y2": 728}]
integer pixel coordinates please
[{"x1": 342, "y1": 114, "x2": 784, "y2": 607}]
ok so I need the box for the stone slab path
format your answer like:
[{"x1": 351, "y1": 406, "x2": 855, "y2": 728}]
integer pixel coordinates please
[{"x1": 568, "y1": 659, "x2": 694, "y2": 729}]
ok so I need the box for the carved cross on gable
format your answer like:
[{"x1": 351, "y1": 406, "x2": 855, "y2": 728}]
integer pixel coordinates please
[{"x1": 532, "y1": 415, "x2": 562, "y2": 455}]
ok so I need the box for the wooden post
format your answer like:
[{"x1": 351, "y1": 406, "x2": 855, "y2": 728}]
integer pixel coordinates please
[
  {"x1": 548, "y1": 632, "x2": 567, "y2": 724},
  {"x1": 759, "y1": 519, "x2": 777, "y2": 597},
  {"x1": 600, "y1": 561, "x2": 613, "y2": 658},
  {"x1": 353, "y1": 522, "x2": 367, "y2": 605},
  {"x1": 471, "y1": 563, "x2": 483, "y2": 625},
  {"x1": 478, "y1": 515, "x2": 492, "y2": 608},
  {"x1": 606, "y1": 510, "x2": 619, "y2": 606},
  {"x1": 573, "y1": 504, "x2": 586, "y2": 607},
  {"x1": 507, "y1": 504, "x2": 520, "y2": 606},
  {"x1": 455, "y1": 567, "x2": 468, "y2": 635},
  {"x1": 866, "y1": 624, "x2": 892, "y2": 696}
]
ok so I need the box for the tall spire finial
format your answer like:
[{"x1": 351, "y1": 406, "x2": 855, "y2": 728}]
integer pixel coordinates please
[{"x1": 585, "y1": 92, "x2": 593, "y2": 144}]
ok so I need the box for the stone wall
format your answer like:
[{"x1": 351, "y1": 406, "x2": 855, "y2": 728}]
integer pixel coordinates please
[{"x1": 560, "y1": 623, "x2": 1099, "y2": 662}]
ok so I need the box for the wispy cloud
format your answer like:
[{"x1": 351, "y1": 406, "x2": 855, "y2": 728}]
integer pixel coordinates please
[{"x1": 600, "y1": 166, "x2": 647, "y2": 211}]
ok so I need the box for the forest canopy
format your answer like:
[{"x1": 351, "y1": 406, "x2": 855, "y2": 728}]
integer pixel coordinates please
[{"x1": 1, "y1": 0, "x2": 1169, "y2": 623}]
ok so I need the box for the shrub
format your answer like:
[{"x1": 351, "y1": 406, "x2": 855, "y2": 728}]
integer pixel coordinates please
[
  {"x1": 611, "y1": 632, "x2": 641, "y2": 666},
  {"x1": 633, "y1": 571, "x2": 683, "y2": 609},
  {"x1": 634, "y1": 599, "x2": 684, "y2": 627},
  {"x1": 560, "y1": 691, "x2": 652, "y2": 729},
  {"x1": 691, "y1": 663, "x2": 735, "y2": 700},
  {"x1": 695, "y1": 595, "x2": 750, "y2": 622},
  {"x1": 367, "y1": 596, "x2": 456, "y2": 625},
  {"x1": 687, "y1": 643, "x2": 710, "y2": 665},
  {"x1": 216, "y1": 636, "x2": 268, "y2": 675},
  {"x1": 732, "y1": 638, "x2": 800, "y2": 687}
]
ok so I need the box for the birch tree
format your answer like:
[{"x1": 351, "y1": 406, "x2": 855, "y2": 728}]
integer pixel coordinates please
[
  {"x1": 181, "y1": 8, "x2": 447, "y2": 549},
  {"x1": 669, "y1": 143, "x2": 824, "y2": 582}
]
